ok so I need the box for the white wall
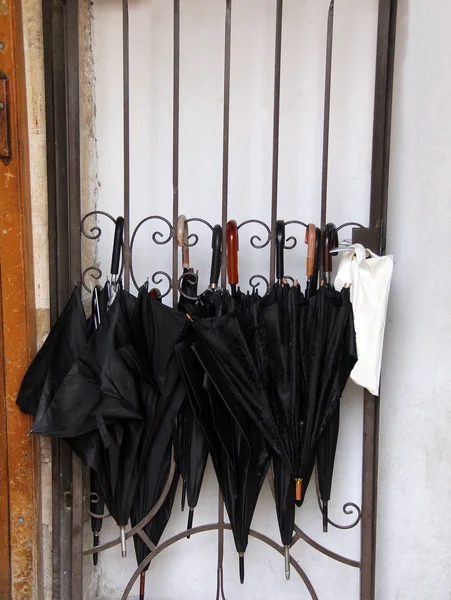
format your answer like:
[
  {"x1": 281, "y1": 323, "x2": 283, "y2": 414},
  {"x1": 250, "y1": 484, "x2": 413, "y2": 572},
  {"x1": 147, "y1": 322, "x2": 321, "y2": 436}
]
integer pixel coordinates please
[
  {"x1": 378, "y1": 1, "x2": 451, "y2": 599},
  {"x1": 82, "y1": 0, "x2": 451, "y2": 598}
]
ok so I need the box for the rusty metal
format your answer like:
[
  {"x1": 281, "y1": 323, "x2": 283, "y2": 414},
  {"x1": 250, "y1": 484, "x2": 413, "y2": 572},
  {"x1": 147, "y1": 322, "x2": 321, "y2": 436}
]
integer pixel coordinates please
[
  {"x1": 320, "y1": 1, "x2": 334, "y2": 231},
  {"x1": 269, "y1": 0, "x2": 283, "y2": 286},
  {"x1": 359, "y1": 1, "x2": 398, "y2": 598},
  {"x1": 221, "y1": 0, "x2": 232, "y2": 289}
]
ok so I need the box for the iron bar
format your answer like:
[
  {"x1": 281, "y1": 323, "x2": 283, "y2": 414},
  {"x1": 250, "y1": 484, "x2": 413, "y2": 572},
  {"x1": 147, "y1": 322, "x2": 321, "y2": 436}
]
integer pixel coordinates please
[
  {"x1": 221, "y1": 0, "x2": 232, "y2": 288},
  {"x1": 360, "y1": 1, "x2": 398, "y2": 599},
  {"x1": 122, "y1": 0, "x2": 130, "y2": 291},
  {"x1": 320, "y1": 0, "x2": 334, "y2": 232},
  {"x1": 172, "y1": 0, "x2": 180, "y2": 306},
  {"x1": 269, "y1": 0, "x2": 283, "y2": 285}
]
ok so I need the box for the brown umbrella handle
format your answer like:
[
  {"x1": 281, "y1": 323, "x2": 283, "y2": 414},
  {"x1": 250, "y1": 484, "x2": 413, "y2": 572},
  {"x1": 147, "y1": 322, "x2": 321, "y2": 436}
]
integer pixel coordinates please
[
  {"x1": 226, "y1": 220, "x2": 239, "y2": 286},
  {"x1": 305, "y1": 224, "x2": 316, "y2": 277},
  {"x1": 177, "y1": 214, "x2": 189, "y2": 270}
]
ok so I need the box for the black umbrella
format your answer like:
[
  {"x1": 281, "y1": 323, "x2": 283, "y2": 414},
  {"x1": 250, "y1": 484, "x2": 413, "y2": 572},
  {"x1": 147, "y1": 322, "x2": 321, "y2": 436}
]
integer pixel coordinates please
[
  {"x1": 176, "y1": 321, "x2": 271, "y2": 584},
  {"x1": 175, "y1": 215, "x2": 208, "y2": 527},
  {"x1": 316, "y1": 224, "x2": 354, "y2": 531},
  {"x1": 261, "y1": 221, "x2": 307, "y2": 577},
  {"x1": 297, "y1": 277, "x2": 358, "y2": 524}
]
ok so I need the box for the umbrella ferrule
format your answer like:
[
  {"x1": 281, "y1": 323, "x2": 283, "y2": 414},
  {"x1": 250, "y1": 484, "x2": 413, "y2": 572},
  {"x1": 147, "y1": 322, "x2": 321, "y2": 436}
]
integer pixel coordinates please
[
  {"x1": 119, "y1": 525, "x2": 127, "y2": 557},
  {"x1": 295, "y1": 478, "x2": 303, "y2": 502},
  {"x1": 284, "y1": 545, "x2": 291, "y2": 580}
]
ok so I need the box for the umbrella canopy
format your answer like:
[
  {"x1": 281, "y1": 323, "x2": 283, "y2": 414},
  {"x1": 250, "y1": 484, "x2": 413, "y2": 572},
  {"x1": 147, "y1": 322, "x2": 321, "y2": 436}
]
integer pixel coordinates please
[
  {"x1": 176, "y1": 323, "x2": 271, "y2": 584},
  {"x1": 298, "y1": 284, "x2": 358, "y2": 517}
]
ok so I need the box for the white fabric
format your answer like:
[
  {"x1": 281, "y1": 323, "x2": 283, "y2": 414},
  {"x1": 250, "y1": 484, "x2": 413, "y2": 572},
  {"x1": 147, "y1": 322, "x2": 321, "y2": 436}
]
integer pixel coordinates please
[{"x1": 334, "y1": 244, "x2": 393, "y2": 396}]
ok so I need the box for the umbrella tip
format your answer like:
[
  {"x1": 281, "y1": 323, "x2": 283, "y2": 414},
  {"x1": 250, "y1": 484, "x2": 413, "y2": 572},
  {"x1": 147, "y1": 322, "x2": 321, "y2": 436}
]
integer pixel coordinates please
[
  {"x1": 187, "y1": 508, "x2": 194, "y2": 538},
  {"x1": 284, "y1": 546, "x2": 291, "y2": 580},
  {"x1": 323, "y1": 502, "x2": 329, "y2": 533},
  {"x1": 139, "y1": 571, "x2": 146, "y2": 600},
  {"x1": 93, "y1": 533, "x2": 99, "y2": 566},
  {"x1": 120, "y1": 526, "x2": 127, "y2": 557},
  {"x1": 239, "y1": 553, "x2": 245, "y2": 584}
]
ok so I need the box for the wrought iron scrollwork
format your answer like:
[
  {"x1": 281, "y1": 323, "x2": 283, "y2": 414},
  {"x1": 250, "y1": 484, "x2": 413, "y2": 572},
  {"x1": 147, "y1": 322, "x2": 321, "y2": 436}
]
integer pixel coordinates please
[{"x1": 237, "y1": 219, "x2": 271, "y2": 249}]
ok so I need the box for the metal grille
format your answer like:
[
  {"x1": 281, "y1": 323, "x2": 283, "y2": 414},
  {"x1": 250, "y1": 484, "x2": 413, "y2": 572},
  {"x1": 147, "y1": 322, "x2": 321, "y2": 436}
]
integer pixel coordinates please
[{"x1": 42, "y1": 0, "x2": 398, "y2": 598}]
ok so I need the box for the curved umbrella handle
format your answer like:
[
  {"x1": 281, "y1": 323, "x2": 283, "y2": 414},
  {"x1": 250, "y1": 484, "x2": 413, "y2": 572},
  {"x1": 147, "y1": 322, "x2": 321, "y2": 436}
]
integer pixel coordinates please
[
  {"x1": 111, "y1": 216, "x2": 124, "y2": 277},
  {"x1": 226, "y1": 220, "x2": 239, "y2": 287},
  {"x1": 210, "y1": 224, "x2": 223, "y2": 288},
  {"x1": 311, "y1": 227, "x2": 321, "y2": 293},
  {"x1": 276, "y1": 220, "x2": 285, "y2": 283},
  {"x1": 177, "y1": 214, "x2": 190, "y2": 270},
  {"x1": 305, "y1": 223, "x2": 316, "y2": 278}
]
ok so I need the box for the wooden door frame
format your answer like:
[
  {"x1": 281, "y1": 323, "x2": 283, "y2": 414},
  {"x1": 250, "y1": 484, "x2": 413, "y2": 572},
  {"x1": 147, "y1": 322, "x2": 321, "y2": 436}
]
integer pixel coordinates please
[{"x1": 0, "y1": 0, "x2": 42, "y2": 598}]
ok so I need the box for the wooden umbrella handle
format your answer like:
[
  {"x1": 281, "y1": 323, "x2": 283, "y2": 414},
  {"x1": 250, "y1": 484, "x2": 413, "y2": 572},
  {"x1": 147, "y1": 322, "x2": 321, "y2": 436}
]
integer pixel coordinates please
[
  {"x1": 177, "y1": 214, "x2": 189, "y2": 269},
  {"x1": 226, "y1": 220, "x2": 239, "y2": 285},
  {"x1": 305, "y1": 223, "x2": 316, "y2": 277}
]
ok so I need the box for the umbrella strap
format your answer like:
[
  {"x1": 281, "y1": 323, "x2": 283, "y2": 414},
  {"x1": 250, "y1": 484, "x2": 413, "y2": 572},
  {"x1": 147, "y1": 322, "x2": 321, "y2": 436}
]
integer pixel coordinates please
[{"x1": 95, "y1": 413, "x2": 112, "y2": 449}]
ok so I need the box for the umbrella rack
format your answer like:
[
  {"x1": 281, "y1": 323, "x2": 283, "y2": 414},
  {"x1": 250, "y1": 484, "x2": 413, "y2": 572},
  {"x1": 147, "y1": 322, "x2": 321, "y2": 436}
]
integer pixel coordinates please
[{"x1": 42, "y1": 0, "x2": 398, "y2": 598}]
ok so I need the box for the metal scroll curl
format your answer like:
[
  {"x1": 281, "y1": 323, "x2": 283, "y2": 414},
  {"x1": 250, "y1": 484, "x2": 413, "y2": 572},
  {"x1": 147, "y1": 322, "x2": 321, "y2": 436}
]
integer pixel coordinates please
[
  {"x1": 283, "y1": 220, "x2": 307, "y2": 251},
  {"x1": 184, "y1": 217, "x2": 214, "y2": 248},
  {"x1": 129, "y1": 216, "x2": 173, "y2": 291},
  {"x1": 237, "y1": 219, "x2": 271, "y2": 249}
]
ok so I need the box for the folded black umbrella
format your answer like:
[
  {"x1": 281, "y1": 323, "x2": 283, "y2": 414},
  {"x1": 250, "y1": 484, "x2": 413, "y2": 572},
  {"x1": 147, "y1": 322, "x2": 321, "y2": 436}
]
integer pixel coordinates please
[
  {"x1": 299, "y1": 284, "x2": 357, "y2": 526},
  {"x1": 176, "y1": 326, "x2": 271, "y2": 584}
]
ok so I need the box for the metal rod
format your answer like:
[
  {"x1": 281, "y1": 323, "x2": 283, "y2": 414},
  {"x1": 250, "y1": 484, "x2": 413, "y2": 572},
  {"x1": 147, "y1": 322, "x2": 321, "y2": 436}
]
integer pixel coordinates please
[
  {"x1": 321, "y1": 1, "x2": 334, "y2": 232},
  {"x1": 361, "y1": 1, "x2": 398, "y2": 599},
  {"x1": 120, "y1": 525, "x2": 127, "y2": 558},
  {"x1": 269, "y1": 0, "x2": 283, "y2": 285},
  {"x1": 284, "y1": 545, "x2": 290, "y2": 580},
  {"x1": 122, "y1": 0, "x2": 130, "y2": 291},
  {"x1": 173, "y1": 0, "x2": 180, "y2": 306},
  {"x1": 221, "y1": 0, "x2": 232, "y2": 289}
]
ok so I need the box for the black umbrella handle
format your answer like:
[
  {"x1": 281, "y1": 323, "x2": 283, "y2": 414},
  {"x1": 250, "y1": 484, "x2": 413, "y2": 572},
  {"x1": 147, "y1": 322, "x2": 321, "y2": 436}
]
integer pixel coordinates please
[
  {"x1": 276, "y1": 220, "x2": 285, "y2": 282},
  {"x1": 210, "y1": 224, "x2": 223, "y2": 288},
  {"x1": 111, "y1": 216, "x2": 124, "y2": 276},
  {"x1": 311, "y1": 227, "x2": 321, "y2": 292}
]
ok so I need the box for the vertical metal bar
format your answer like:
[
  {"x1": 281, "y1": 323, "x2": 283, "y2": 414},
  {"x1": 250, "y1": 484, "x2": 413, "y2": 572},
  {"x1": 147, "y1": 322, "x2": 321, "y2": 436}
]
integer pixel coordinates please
[
  {"x1": 221, "y1": 0, "x2": 232, "y2": 288},
  {"x1": 269, "y1": 0, "x2": 283, "y2": 286},
  {"x1": 360, "y1": 1, "x2": 397, "y2": 599},
  {"x1": 123, "y1": 0, "x2": 130, "y2": 291},
  {"x1": 172, "y1": 0, "x2": 180, "y2": 306},
  {"x1": 320, "y1": 1, "x2": 334, "y2": 231},
  {"x1": 43, "y1": 0, "x2": 82, "y2": 596},
  {"x1": 66, "y1": 1, "x2": 83, "y2": 595}
]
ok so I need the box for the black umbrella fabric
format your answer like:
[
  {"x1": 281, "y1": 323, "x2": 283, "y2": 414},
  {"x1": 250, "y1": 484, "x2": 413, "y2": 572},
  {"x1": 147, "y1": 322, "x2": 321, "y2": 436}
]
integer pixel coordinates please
[
  {"x1": 261, "y1": 282, "x2": 307, "y2": 573},
  {"x1": 16, "y1": 286, "x2": 88, "y2": 418},
  {"x1": 131, "y1": 435, "x2": 180, "y2": 600}
]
